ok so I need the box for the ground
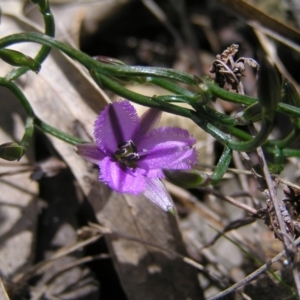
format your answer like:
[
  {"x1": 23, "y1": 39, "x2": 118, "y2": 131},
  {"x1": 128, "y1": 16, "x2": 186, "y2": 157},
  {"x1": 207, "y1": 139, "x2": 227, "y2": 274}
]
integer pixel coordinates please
[{"x1": 1, "y1": 0, "x2": 300, "y2": 299}]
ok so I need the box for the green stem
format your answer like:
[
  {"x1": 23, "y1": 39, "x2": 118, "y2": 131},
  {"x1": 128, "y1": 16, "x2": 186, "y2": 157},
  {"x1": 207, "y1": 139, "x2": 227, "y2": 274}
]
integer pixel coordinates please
[
  {"x1": 282, "y1": 148, "x2": 300, "y2": 157},
  {"x1": 147, "y1": 77, "x2": 195, "y2": 96},
  {"x1": 94, "y1": 71, "x2": 272, "y2": 152},
  {"x1": 91, "y1": 71, "x2": 194, "y2": 118},
  {"x1": 267, "y1": 127, "x2": 300, "y2": 149},
  {"x1": 6, "y1": 2, "x2": 55, "y2": 81},
  {"x1": 2, "y1": 32, "x2": 300, "y2": 153},
  {"x1": 0, "y1": 78, "x2": 34, "y2": 117},
  {"x1": 35, "y1": 118, "x2": 85, "y2": 145},
  {"x1": 0, "y1": 79, "x2": 35, "y2": 152},
  {"x1": 0, "y1": 77, "x2": 84, "y2": 150},
  {"x1": 0, "y1": 33, "x2": 198, "y2": 86},
  {"x1": 191, "y1": 111, "x2": 274, "y2": 152},
  {"x1": 203, "y1": 81, "x2": 256, "y2": 106},
  {"x1": 203, "y1": 81, "x2": 300, "y2": 119},
  {"x1": 264, "y1": 146, "x2": 300, "y2": 158},
  {"x1": 196, "y1": 105, "x2": 245, "y2": 126},
  {"x1": 21, "y1": 117, "x2": 35, "y2": 151},
  {"x1": 3, "y1": 32, "x2": 300, "y2": 121},
  {"x1": 210, "y1": 146, "x2": 232, "y2": 185},
  {"x1": 228, "y1": 127, "x2": 252, "y2": 141},
  {"x1": 277, "y1": 103, "x2": 300, "y2": 119},
  {"x1": 154, "y1": 94, "x2": 199, "y2": 104}
]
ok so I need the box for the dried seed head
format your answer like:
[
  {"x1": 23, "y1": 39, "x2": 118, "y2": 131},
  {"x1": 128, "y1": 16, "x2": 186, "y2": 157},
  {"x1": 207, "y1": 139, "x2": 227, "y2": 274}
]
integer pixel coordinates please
[{"x1": 209, "y1": 44, "x2": 259, "y2": 94}]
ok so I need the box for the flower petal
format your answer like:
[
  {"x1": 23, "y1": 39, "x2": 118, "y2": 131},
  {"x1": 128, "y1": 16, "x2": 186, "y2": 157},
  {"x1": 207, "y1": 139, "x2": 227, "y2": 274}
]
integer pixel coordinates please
[
  {"x1": 136, "y1": 107, "x2": 162, "y2": 137},
  {"x1": 75, "y1": 143, "x2": 105, "y2": 164},
  {"x1": 137, "y1": 127, "x2": 197, "y2": 170},
  {"x1": 100, "y1": 156, "x2": 145, "y2": 194},
  {"x1": 143, "y1": 178, "x2": 174, "y2": 212},
  {"x1": 94, "y1": 100, "x2": 140, "y2": 154}
]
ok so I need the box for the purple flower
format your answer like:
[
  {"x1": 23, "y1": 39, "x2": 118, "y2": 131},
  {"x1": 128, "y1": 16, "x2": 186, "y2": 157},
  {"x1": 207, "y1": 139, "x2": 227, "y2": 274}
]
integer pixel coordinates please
[{"x1": 76, "y1": 100, "x2": 197, "y2": 211}]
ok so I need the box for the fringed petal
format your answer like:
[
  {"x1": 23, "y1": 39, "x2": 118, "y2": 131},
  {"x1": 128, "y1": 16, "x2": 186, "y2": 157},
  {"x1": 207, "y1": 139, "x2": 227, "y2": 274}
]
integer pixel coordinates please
[
  {"x1": 137, "y1": 127, "x2": 197, "y2": 170},
  {"x1": 100, "y1": 156, "x2": 145, "y2": 194},
  {"x1": 75, "y1": 143, "x2": 105, "y2": 164},
  {"x1": 94, "y1": 100, "x2": 140, "y2": 154}
]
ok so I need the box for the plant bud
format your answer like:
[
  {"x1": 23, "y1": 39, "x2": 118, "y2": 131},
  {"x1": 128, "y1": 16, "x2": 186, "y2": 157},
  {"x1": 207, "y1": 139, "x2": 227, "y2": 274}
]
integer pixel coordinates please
[
  {"x1": 0, "y1": 49, "x2": 41, "y2": 73},
  {"x1": 0, "y1": 142, "x2": 24, "y2": 161}
]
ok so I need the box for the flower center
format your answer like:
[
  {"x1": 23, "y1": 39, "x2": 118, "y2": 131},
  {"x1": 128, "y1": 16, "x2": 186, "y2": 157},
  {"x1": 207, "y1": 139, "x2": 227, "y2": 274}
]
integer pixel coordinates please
[{"x1": 114, "y1": 140, "x2": 139, "y2": 167}]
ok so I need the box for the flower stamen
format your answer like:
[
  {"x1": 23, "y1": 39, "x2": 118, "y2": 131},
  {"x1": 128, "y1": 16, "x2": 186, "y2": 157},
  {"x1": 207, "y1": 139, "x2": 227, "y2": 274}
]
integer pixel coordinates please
[{"x1": 114, "y1": 139, "x2": 140, "y2": 167}]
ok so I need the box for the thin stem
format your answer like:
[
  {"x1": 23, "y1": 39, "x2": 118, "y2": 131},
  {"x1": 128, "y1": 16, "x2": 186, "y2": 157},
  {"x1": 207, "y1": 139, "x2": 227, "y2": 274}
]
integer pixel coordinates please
[
  {"x1": 265, "y1": 147, "x2": 300, "y2": 157},
  {"x1": 2, "y1": 32, "x2": 300, "y2": 121},
  {"x1": 2, "y1": 32, "x2": 300, "y2": 154},
  {"x1": 277, "y1": 102, "x2": 300, "y2": 119},
  {"x1": 6, "y1": 1, "x2": 55, "y2": 81},
  {"x1": 191, "y1": 111, "x2": 274, "y2": 152},
  {"x1": 202, "y1": 80, "x2": 256, "y2": 106},
  {"x1": 0, "y1": 77, "x2": 84, "y2": 148},
  {"x1": 210, "y1": 146, "x2": 232, "y2": 185},
  {"x1": 35, "y1": 118, "x2": 85, "y2": 145},
  {"x1": 0, "y1": 79, "x2": 34, "y2": 117},
  {"x1": 154, "y1": 94, "x2": 201, "y2": 104},
  {"x1": 147, "y1": 80, "x2": 246, "y2": 127},
  {"x1": 91, "y1": 71, "x2": 194, "y2": 118},
  {"x1": 196, "y1": 105, "x2": 245, "y2": 126},
  {"x1": 267, "y1": 127, "x2": 300, "y2": 149},
  {"x1": 147, "y1": 77, "x2": 195, "y2": 96},
  {"x1": 0, "y1": 79, "x2": 35, "y2": 152},
  {"x1": 0, "y1": 33, "x2": 197, "y2": 85},
  {"x1": 94, "y1": 71, "x2": 273, "y2": 152},
  {"x1": 21, "y1": 117, "x2": 35, "y2": 151},
  {"x1": 228, "y1": 127, "x2": 252, "y2": 141},
  {"x1": 203, "y1": 80, "x2": 300, "y2": 119}
]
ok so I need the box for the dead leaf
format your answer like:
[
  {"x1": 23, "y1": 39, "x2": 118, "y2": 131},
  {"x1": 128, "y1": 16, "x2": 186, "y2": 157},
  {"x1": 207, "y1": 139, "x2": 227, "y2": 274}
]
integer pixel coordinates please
[
  {"x1": 215, "y1": 0, "x2": 300, "y2": 42},
  {"x1": 0, "y1": 278, "x2": 10, "y2": 300},
  {"x1": 0, "y1": 81, "x2": 38, "y2": 280},
  {"x1": 88, "y1": 182, "x2": 204, "y2": 300}
]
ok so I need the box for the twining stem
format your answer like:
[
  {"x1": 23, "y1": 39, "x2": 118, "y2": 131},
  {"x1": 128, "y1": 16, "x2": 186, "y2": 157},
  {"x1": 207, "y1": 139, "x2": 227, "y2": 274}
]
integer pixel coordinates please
[
  {"x1": 93, "y1": 71, "x2": 274, "y2": 152},
  {"x1": 2, "y1": 32, "x2": 300, "y2": 120},
  {"x1": 0, "y1": 33, "x2": 197, "y2": 85},
  {"x1": 0, "y1": 78, "x2": 85, "y2": 147},
  {"x1": 265, "y1": 147, "x2": 300, "y2": 157},
  {"x1": 268, "y1": 127, "x2": 300, "y2": 149},
  {"x1": 1, "y1": 32, "x2": 300, "y2": 154},
  {"x1": 0, "y1": 79, "x2": 34, "y2": 117},
  {"x1": 191, "y1": 112, "x2": 274, "y2": 152},
  {"x1": 147, "y1": 77, "x2": 195, "y2": 96},
  {"x1": 90, "y1": 70, "x2": 194, "y2": 118},
  {"x1": 6, "y1": 1, "x2": 55, "y2": 81},
  {"x1": 35, "y1": 118, "x2": 85, "y2": 145},
  {"x1": 209, "y1": 146, "x2": 232, "y2": 185},
  {"x1": 203, "y1": 80, "x2": 300, "y2": 119}
]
